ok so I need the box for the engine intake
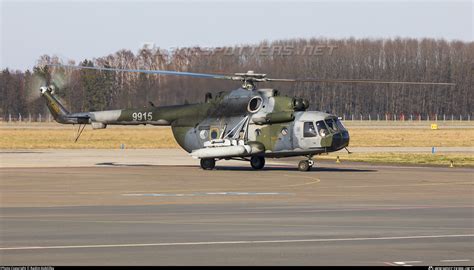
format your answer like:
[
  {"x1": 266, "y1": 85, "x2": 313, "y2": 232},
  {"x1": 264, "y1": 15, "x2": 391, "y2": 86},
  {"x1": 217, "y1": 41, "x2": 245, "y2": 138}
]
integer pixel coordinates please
[{"x1": 292, "y1": 98, "x2": 309, "y2": 111}]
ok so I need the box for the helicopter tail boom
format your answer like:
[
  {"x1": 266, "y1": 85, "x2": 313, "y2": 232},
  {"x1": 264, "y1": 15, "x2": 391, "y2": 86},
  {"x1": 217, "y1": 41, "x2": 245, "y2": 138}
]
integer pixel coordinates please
[
  {"x1": 40, "y1": 85, "x2": 203, "y2": 127},
  {"x1": 40, "y1": 85, "x2": 93, "y2": 125},
  {"x1": 40, "y1": 86, "x2": 74, "y2": 124}
]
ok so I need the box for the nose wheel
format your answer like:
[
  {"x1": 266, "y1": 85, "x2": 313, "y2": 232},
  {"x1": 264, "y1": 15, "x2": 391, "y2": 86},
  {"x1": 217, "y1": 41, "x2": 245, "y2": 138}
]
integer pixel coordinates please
[{"x1": 298, "y1": 159, "x2": 314, "y2": 172}]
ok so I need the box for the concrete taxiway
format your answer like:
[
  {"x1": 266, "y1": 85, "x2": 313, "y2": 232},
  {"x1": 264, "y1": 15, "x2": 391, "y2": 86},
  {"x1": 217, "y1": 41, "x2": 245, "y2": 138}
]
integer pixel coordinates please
[
  {"x1": 0, "y1": 149, "x2": 473, "y2": 265},
  {"x1": 1, "y1": 148, "x2": 473, "y2": 168}
]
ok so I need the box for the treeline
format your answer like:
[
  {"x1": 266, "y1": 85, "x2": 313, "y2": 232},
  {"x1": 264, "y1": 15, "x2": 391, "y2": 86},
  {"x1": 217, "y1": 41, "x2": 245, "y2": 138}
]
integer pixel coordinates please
[{"x1": 1, "y1": 37, "x2": 472, "y2": 119}]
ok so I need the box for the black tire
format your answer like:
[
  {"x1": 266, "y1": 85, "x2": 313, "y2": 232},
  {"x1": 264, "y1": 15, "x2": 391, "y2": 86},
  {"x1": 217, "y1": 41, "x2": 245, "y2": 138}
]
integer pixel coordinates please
[
  {"x1": 298, "y1": 160, "x2": 311, "y2": 172},
  {"x1": 200, "y1": 158, "x2": 216, "y2": 170},
  {"x1": 250, "y1": 156, "x2": 265, "y2": 170}
]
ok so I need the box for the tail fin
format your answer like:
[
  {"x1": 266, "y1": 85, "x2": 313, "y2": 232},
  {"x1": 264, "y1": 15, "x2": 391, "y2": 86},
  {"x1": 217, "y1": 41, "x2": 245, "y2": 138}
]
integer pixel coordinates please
[{"x1": 40, "y1": 86, "x2": 70, "y2": 123}]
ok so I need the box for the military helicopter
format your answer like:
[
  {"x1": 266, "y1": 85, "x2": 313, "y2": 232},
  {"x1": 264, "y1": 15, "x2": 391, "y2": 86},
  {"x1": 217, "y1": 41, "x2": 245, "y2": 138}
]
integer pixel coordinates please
[{"x1": 40, "y1": 65, "x2": 454, "y2": 171}]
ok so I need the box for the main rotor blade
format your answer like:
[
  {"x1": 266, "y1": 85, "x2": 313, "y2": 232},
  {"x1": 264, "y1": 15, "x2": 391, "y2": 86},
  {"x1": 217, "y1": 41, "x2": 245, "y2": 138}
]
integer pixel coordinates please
[
  {"x1": 267, "y1": 78, "x2": 455, "y2": 86},
  {"x1": 48, "y1": 64, "x2": 455, "y2": 86},
  {"x1": 48, "y1": 64, "x2": 234, "y2": 80}
]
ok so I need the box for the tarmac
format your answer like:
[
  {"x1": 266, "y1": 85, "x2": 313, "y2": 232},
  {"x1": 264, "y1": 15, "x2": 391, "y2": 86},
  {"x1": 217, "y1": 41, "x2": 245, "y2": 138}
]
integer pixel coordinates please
[
  {"x1": 1, "y1": 147, "x2": 472, "y2": 168},
  {"x1": 0, "y1": 149, "x2": 473, "y2": 265}
]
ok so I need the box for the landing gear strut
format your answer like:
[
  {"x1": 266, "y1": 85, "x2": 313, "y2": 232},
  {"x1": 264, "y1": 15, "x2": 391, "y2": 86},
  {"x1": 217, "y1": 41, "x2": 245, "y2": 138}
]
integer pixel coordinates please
[
  {"x1": 200, "y1": 158, "x2": 216, "y2": 170},
  {"x1": 250, "y1": 156, "x2": 265, "y2": 170},
  {"x1": 298, "y1": 156, "x2": 314, "y2": 172}
]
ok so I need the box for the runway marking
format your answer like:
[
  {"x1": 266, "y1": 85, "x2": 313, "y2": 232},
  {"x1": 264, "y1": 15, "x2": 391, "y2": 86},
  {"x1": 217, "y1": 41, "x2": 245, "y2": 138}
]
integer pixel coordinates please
[
  {"x1": 122, "y1": 191, "x2": 293, "y2": 197},
  {"x1": 440, "y1": 259, "x2": 471, "y2": 262},
  {"x1": 117, "y1": 175, "x2": 321, "y2": 194},
  {"x1": 394, "y1": 261, "x2": 422, "y2": 265},
  {"x1": 281, "y1": 175, "x2": 321, "y2": 187},
  {"x1": 0, "y1": 234, "x2": 473, "y2": 251},
  {"x1": 335, "y1": 181, "x2": 474, "y2": 189}
]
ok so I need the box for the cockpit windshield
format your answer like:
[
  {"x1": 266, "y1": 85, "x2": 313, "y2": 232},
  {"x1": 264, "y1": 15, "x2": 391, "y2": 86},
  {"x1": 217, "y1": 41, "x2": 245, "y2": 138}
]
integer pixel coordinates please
[
  {"x1": 336, "y1": 119, "x2": 346, "y2": 131},
  {"x1": 324, "y1": 118, "x2": 338, "y2": 133},
  {"x1": 324, "y1": 118, "x2": 346, "y2": 133}
]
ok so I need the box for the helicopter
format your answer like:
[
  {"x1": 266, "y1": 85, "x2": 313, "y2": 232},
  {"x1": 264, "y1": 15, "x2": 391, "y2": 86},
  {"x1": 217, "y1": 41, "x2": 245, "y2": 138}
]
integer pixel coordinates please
[{"x1": 40, "y1": 65, "x2": 454, "y2": 171}]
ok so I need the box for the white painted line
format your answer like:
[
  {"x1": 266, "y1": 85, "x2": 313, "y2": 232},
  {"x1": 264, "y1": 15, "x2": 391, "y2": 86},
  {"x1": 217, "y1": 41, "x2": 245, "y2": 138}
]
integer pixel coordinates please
[
  {"x1": 440, "y1": 259, "x2": 471, "y2": 262},
  {"x1": 121, "y1": 192, "x2": 291, "y2": 197},
  {"x1": 394, "y1": 261, "x2": 422, "y2": 264},
  {"x1": 0, "y1": 234, "x2": 473, "y2": 251}
]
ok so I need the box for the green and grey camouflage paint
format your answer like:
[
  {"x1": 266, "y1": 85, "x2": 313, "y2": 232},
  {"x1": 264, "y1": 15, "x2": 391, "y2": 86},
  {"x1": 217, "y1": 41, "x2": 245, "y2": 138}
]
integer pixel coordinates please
[{"x1": 40, "y1": 86, "x2": 349, "y2": 158}]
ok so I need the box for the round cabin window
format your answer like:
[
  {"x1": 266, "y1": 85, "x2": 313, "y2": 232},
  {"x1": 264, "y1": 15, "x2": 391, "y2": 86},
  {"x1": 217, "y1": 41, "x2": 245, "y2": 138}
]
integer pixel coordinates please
[
  {"x1": 247, "y1": 96, "x2": 263, "y2": 113},
  {"x1": 210, "y1": 129, "x2": 219, "y2": 139},
  {"x1": 281, "y1": 127, "x2": 288, "y2": 136}
]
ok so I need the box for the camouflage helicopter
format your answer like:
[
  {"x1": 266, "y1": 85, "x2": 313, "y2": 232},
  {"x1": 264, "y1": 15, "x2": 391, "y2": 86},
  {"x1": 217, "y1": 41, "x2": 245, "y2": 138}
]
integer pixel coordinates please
[{"x1": 40, "y1": 65, "x2": 454, "y2": 171}]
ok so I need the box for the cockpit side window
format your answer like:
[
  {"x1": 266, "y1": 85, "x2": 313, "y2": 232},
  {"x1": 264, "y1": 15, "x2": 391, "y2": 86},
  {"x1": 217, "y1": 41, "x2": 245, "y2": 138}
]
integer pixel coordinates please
[
  {"x1": 316, "y1": 121, "x2": 328, "y2": 137},
  {"x1": 303, "y1": 122, "x2": 317, "y2": 137},
  {"x1": 324, "y1": 118, "x2": 339, "y2": 133}
]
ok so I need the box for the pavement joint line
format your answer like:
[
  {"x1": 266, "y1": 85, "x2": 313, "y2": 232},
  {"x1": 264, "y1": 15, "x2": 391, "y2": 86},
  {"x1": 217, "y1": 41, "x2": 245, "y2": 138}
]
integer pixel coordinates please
[
  {"x1": 2, "y1": 205, "x2": 473, "y2": 218},
  {"x1": 2, "y1": 218, "x2": 474, "y2": 231},
  {"x1": 1, "y1": 234, "x2": 473, "y2": 251}
]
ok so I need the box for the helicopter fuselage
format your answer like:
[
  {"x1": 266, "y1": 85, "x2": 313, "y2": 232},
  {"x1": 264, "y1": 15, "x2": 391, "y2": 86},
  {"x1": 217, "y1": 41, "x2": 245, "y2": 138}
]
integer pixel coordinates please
[{"x1": 41, "y1": 86, "x2": 349, "y2": 160}]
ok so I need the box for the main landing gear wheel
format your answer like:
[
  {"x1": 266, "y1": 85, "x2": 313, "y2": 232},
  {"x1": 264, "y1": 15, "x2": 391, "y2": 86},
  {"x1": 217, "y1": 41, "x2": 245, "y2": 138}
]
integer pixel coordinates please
[
  {"x1": 250, "y1": 156, "x2": 265, "y2": 170},
  {"x1": 298, "y1": 160, "x2": 313, "y2": 172},
  {"x1": 200, "y1": 158, "x2": 216, "y2": 170}
]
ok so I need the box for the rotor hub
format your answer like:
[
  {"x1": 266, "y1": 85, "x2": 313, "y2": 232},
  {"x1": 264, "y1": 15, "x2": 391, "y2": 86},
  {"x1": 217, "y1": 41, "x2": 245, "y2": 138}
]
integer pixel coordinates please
[{"x1": 232, "y1": 71, "x2": 268, "y2": 90}]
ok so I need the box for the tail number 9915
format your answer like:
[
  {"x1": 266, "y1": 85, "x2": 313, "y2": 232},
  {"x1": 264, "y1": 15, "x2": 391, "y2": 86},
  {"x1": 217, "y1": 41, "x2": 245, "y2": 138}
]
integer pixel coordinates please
[{"x1": 132, "y1": 112, "x2": 153, "y2": 121}]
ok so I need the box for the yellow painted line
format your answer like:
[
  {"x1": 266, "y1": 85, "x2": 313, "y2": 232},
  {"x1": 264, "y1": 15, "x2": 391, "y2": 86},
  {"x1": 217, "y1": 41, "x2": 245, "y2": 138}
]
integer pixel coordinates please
[
  {"x1": 282, "y1": 179, "x2": 321, "y2": 187},
  {"x1": 337, "y1": 181, "x2": 474, "y2": 188},
  {"x1": 281, "y1": 174, "x2": 321, "y2": 188}
]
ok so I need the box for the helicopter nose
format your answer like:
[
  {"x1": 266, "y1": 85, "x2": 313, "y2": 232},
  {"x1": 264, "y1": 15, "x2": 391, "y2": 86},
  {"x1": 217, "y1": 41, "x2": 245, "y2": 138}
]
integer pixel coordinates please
[{"x1": 331, "y1": 131, "x2": 350, "y2": 150}]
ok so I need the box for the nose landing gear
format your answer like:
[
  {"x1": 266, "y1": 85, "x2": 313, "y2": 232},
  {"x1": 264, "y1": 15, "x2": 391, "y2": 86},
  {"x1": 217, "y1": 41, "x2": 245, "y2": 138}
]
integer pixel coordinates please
[{"x1": 298, "y1": 155, "x2": 314, "y2": 172}]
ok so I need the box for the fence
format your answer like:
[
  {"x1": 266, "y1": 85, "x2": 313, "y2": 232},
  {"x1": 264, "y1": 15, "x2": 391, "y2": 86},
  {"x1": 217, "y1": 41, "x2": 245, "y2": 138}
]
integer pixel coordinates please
[
  {"x1": 1, "y1": 113, "x2": 53, "y2": 123},
  {"x1": 1, "y1": 113, "x2": 472, "y2": 122},
  {"x1": 341, "y1": 113, "x2": 472, "y2": 122}
]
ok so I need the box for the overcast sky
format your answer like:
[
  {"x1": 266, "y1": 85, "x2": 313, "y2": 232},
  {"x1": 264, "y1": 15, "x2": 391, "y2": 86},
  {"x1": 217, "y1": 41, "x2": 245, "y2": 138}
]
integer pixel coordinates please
[{"x1": 1, "y1": 0, "x2": 472, "y2": 71}]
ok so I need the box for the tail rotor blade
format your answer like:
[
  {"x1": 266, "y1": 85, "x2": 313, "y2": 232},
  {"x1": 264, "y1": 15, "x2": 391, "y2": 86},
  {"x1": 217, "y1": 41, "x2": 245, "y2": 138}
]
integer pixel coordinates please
[
  {"x1": 27, "y1": 74, "x2": 46, "y2": 103},
  {"x1": 51, "y1": 71, "x2": 68, "y2": 90}
]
